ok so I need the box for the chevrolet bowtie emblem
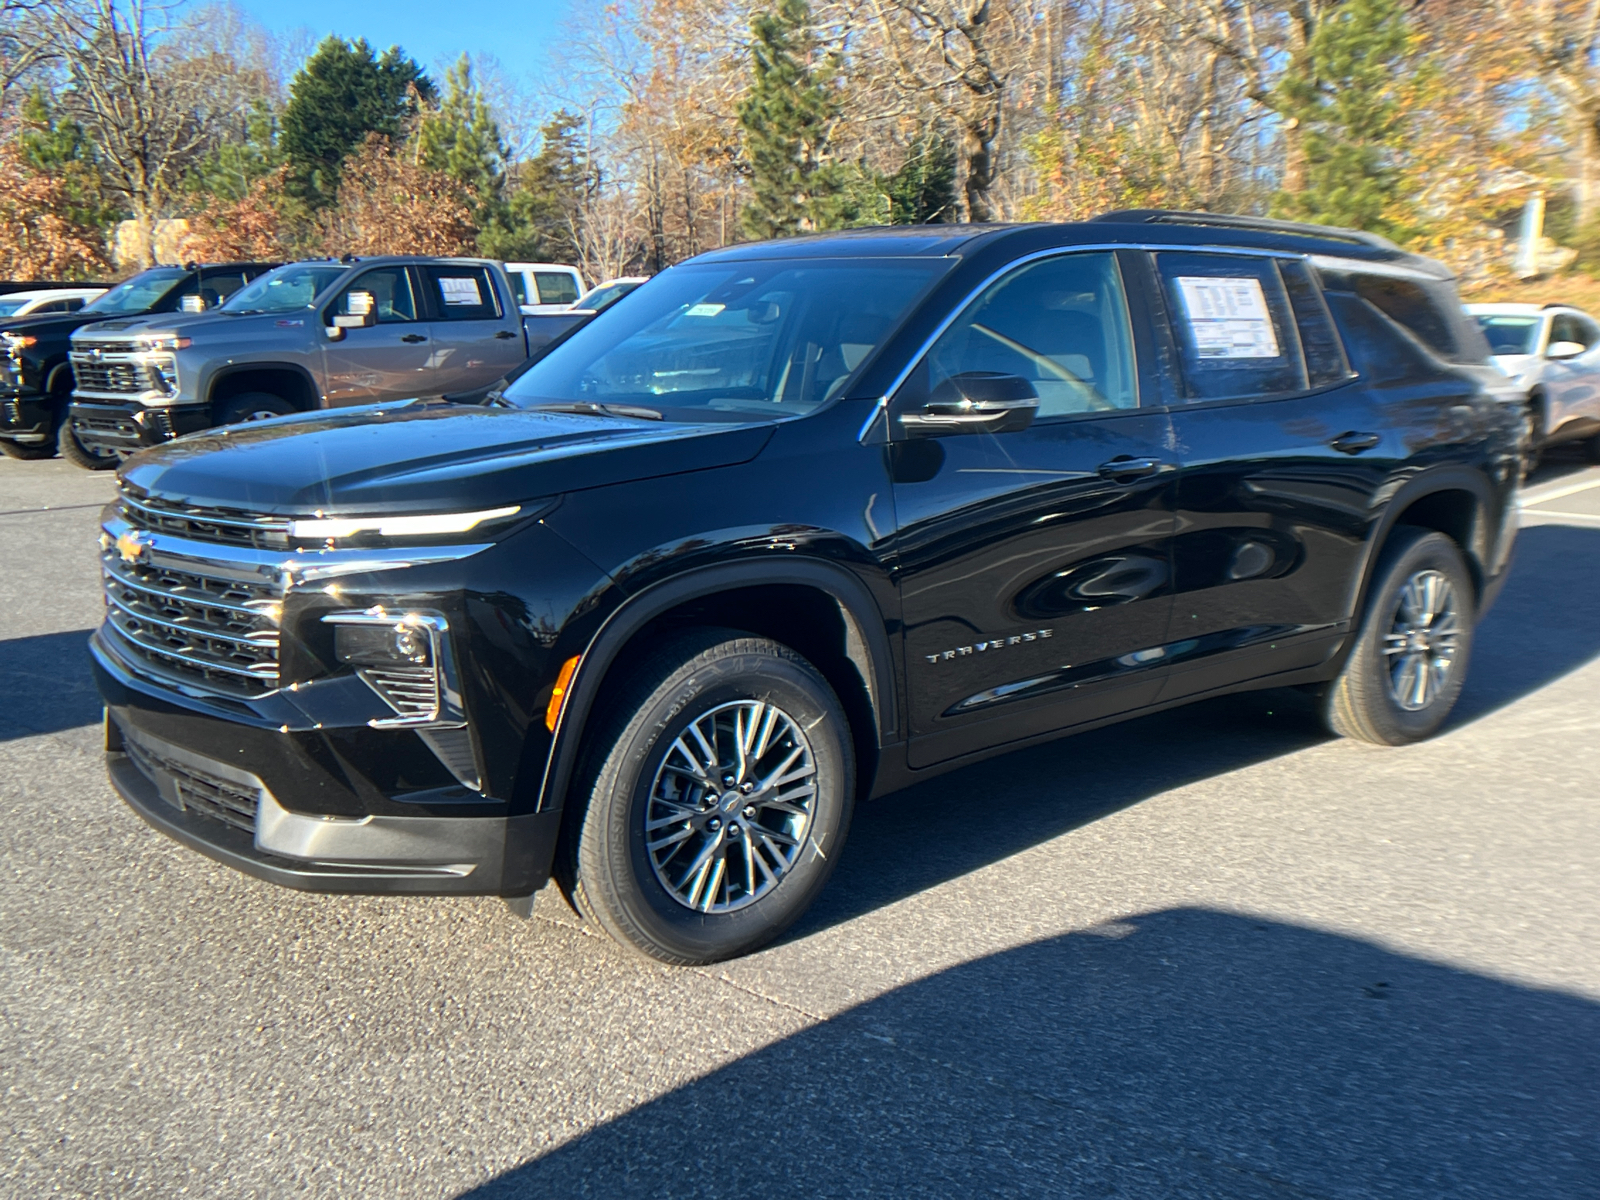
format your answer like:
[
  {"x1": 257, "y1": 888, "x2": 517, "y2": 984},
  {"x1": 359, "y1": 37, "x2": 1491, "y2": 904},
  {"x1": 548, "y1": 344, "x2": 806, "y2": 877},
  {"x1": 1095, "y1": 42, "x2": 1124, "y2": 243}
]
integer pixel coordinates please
[{"x1": 115, "y1": 529, "x2": 151, "y2": 564}]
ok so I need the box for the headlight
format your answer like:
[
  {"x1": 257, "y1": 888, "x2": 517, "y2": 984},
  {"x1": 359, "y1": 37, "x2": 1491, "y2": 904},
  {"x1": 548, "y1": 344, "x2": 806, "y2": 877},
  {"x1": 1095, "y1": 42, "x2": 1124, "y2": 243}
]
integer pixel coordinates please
[
  {"x1": 290, "y1": 505, "x2": 521, "y2": 542},
  {"x1": 4, "y1": 334, "x2": 37, "y2": 350},
  {"x1": 135, "y1": 336, "x2": 191, "y2": 352}
]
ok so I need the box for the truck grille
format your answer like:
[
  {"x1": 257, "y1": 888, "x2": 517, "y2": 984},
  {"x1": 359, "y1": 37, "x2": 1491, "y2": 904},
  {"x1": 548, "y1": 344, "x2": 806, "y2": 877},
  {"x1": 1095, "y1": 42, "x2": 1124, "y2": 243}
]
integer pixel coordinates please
[
  {"x1": 73, "y1": 359, "x2": 149, "y2": 394},
  {"x1": 101, "y1": 550, "x2": 281, "y2": 696},
  {"x1": 123, "y1": 729, "x2": 260, "y2": 833},
  {"x1": 118, "y1": 488, "x2": 291, "y2": 551}
]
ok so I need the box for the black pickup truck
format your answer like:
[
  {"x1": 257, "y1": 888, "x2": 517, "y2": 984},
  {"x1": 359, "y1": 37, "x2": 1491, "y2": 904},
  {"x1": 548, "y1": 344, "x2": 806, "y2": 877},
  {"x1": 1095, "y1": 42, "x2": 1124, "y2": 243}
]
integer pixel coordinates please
[
  {"x1": 91, "y1": 212, "x2": 1521, "y2": 964},
  {"x1": 0, "y1": 263, "x2": 275, "y2": 466}
]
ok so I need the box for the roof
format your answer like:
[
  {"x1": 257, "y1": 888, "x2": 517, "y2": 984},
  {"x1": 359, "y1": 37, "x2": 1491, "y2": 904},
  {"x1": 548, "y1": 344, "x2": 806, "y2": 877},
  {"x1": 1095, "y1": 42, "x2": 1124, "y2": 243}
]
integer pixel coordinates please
[
  {"x1": 0, "y1": 287, "x2": 105, "y2": 301},
  {"x1": 1465, "y1": 303, "x2": 1554, "y2": 316}
]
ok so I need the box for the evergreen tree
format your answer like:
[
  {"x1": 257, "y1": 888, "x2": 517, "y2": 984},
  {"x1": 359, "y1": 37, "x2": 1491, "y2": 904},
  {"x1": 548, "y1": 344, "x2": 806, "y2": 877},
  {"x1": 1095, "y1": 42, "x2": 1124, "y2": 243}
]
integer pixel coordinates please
[
  {"x1": 738, "y1": 0, "x2": 847, "y2": 239},
  {"x1": 280, "y1": 37, "x2": 433, "y2": 209},
  {"x1": 1271, "y1": 0, "x2": 1418, "y2": 237},
  {"x1": 883, "y1": 132, "x2": 957, "y2": 224},
  {"x1": 484, "y1": 111, "x2": 590, "y2": 263},
  {"x1": 416, "y1": 55, "x2": 506, "y2": 221},
  {"x1": 17, "y1": 91, "x2": 121, "y2": 236},
  {"x1": 187, "y1": 101, "x2": 284, "y2": 205}
]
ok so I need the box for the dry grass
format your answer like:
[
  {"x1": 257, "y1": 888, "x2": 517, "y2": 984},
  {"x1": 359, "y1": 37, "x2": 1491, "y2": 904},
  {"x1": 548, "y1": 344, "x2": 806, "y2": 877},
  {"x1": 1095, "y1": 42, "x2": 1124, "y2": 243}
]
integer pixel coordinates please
[{"x1": 1461, "y1": 273, "x2": 1600, "y2": 312}]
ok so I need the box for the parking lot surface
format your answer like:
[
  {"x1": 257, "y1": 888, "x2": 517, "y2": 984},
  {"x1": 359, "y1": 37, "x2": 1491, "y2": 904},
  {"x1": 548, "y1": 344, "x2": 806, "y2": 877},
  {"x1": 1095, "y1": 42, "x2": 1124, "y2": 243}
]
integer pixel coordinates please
[{"x1": 2, "y1": 454, "x2": 1598, "y2": 1198}]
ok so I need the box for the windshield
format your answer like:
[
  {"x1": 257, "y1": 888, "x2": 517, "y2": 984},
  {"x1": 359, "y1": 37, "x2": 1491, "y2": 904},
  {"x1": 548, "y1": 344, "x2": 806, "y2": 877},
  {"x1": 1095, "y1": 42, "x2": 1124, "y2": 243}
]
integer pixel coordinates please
[
  {"x1": 221, "y1": 263, "x2": 347, "y2": 314},
  {"x1": 1473, "y1": 314, "x2": 1540, "y2": 356},
  {"x1": 0, "y1": 299, "x2": 32, "y2": 317},
  {"x1": 578, "y1": 281, "x2": 641, "y2": 313},
  {"x1": 504, "y1": 258, "x2": 948, "y2": 421},
  {"x1": 81, "y1": 268, "x2": 187, "y2": 315}
]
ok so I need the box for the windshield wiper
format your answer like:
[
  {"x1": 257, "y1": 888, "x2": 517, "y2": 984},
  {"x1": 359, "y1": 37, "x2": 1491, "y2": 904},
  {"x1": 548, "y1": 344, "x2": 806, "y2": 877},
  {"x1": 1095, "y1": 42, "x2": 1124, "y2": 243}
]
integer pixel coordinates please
[
  {"x1": 529, "y1": 401, "x2": 663, "y2": 421},
  {"x1": 228, "y1": 308, "x2": 265, "y2": 315}
]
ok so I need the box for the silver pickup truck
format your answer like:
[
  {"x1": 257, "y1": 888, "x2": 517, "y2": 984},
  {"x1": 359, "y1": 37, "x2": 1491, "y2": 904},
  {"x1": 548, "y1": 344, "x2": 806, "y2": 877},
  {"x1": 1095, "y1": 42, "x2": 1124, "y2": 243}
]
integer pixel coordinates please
[{"x1": 65, "y1": 255, "x2": 594, "y2": 465}]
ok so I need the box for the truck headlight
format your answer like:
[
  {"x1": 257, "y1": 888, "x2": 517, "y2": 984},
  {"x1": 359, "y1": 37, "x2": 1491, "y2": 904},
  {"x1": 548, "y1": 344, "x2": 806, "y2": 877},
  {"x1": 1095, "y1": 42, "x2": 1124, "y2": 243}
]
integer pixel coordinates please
[
  {"x1": 135, "y1": 336, "x2": 191, "y2": 352},
  {"x1": 291, "y1": 505, "x2": 521, "y2": 543}
]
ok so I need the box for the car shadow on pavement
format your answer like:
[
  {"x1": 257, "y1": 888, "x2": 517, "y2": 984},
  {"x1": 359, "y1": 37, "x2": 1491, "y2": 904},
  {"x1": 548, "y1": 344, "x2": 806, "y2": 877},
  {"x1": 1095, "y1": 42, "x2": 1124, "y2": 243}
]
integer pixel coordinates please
[
  {"x1": 459, "y1": 908, "x2": 1600, "y2": 1199},
  {"x1": 0, "y1": 628, "x2": 101, "y2": 742}
]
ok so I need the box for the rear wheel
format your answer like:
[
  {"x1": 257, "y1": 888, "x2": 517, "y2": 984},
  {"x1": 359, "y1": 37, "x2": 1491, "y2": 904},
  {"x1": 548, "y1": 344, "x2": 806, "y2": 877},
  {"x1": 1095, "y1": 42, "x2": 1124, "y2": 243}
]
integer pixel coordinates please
[
  {"x1": 1324, "y1": 528, "x2": 1475, "y2": 745},
  {"x1": 0, "y1": 437, "x2": 53, "y2": 460},
  {"x1": 58, "y1": 417, "x2": 118, "y2": 470},
  {"x1": 564, "y1": 629, "x2": 855, "y2": 965},
  {"x1": 214, "y1": 392, "x2": 294, "y2": 426}
]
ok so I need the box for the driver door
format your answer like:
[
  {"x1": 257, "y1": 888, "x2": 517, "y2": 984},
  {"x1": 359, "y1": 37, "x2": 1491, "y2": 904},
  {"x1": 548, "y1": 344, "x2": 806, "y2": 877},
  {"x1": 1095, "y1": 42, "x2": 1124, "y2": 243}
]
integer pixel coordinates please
[
  {"x1": 886, "y1": 250, "x2": 1179, "y2": 769},
  {"x1": 321, "y1": 266, "x2": 435, "y2": 406}
]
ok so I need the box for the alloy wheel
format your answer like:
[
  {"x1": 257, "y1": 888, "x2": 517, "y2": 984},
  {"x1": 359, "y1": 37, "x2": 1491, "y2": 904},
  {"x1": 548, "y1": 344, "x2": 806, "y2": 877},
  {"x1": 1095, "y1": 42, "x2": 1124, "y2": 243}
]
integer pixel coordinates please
[
  {"x1": 645, "y1": 699, "x2": 818, "y2": 913},
  {"x1": 1382, "y1": 569, "x2": 1461, "y2": 711}
]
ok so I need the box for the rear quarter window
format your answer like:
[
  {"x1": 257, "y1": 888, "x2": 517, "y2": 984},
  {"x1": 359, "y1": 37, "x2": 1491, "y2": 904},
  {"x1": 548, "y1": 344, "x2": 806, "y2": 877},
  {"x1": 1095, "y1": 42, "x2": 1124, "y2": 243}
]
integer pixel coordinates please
[{"x1": 1324, "y1": 269, "x2": 1490, "y2": 365}]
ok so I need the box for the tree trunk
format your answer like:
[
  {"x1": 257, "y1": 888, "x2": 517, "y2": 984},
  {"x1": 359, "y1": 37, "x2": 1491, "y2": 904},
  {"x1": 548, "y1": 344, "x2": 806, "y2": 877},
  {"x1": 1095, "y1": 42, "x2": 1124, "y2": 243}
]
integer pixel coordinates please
[
  {"x1": 961, "y1": 98, "x2": 1001, "y2": 223},
  {"x1": 1576, "y1": 108, "x2": 1600, "y2": 230}
]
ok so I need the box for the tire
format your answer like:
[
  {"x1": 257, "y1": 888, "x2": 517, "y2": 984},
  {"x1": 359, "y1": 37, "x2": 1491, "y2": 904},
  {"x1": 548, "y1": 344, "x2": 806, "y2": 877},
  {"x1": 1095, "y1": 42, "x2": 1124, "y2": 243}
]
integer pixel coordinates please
[
  {"x1": 1324, "y1": 528, "x2": 1475, "y2": 745},
  {"x1": 214, "y1": 392, "x2": 294, "y2": 426},
  {"x1": 1584, "y1": 431, "x2": 1600, "y2": 465},
  {"x1": 58, "y1": 417, "x2": 118, "y2": 470},
  {"x1": 0, "y1": 437, "x2": 53, "y2": 460},
  {"x1": 1521, "y1": 398, "x2": 1543, "y2": 479},
  {"x1": 564, "y1": 628, "x2": 855, "y2": 965}
]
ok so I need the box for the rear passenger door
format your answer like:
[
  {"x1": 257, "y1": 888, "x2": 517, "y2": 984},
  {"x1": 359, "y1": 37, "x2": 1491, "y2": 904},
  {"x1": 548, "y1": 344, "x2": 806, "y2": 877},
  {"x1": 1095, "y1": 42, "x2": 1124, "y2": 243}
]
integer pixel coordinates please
[
  {"x1": 1150, "y1": 250, "x2": 1394, "y2": 704},
  {"x1": 417, "y1": 264, "x2": 525, "y2": 393}
]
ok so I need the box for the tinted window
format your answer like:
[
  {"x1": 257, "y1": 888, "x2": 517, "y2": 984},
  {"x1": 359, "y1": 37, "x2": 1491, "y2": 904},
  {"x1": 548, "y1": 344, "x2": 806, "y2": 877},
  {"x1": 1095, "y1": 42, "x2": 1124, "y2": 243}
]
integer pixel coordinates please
[
  {"x1": 81, "y1": 268, "x2": 188, "y2": 315},
  {"x1": 1335, "y1": 272, "x2": 1486, "y2": 363},
  {"x1": 423, "y1": 266, "x2": 501, "y2": 321},
  {"x1": 508, "y1": 273, "x2": 530, "y2": 306},
  {"x1": 916, "y1": 251, "x2": 1137, "y2": 418},
  {"x1": 333, "y1": 267, "x2": 416, "y2": 324},
  {"x1": 1280, "y1": 259, "x2": 1350, "y2": 387},
  {"x1": 193, "y1": 271, "x2": 247, "y2": 309},
  {"x1": 535, "y1": 271, "x2": 580, "y2": 305},
  {"x1": 1549, "y1": 312, "x2": 1594, "y2": 350},
  {"x1": 1156, "y1": 252, "x2": 1305, "y2": 400},
  {"x1": 506, "y1": 258, "x2": 947, "y2": 422},
  {"x1": 1474, "y1": 314, "x2": 1541, "y2": 356}
]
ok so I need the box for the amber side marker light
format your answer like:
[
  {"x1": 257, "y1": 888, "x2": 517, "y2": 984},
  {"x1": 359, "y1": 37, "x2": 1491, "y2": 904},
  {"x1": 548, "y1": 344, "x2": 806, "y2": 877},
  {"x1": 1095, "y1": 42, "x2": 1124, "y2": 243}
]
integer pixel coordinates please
[{"x1": 546, "y1": 655, "x2": 580, "y2": 731}]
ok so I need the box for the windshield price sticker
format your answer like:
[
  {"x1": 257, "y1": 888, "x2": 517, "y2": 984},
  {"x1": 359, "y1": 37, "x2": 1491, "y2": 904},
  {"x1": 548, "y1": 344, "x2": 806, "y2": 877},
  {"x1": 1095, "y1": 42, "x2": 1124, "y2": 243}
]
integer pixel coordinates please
[
  {"x1": 685, "y1": 302, "x2": 726, "y2": 317},
  {"x1": 439, "y1": 276, "x2": 483, "y2": 306},
  {"x1": 1175, "y1": 276, "x2": 1281, "y2": 359}
]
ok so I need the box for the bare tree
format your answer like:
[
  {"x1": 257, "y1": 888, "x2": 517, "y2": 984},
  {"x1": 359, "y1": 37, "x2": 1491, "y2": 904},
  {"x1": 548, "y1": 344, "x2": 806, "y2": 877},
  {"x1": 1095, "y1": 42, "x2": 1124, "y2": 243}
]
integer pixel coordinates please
[
  {"x1": 1498, "y1": 0, "x2": 1600, "y2": 224},
  {"x1": 1, "y1": 1, "x2": 57, "y2": 108}
]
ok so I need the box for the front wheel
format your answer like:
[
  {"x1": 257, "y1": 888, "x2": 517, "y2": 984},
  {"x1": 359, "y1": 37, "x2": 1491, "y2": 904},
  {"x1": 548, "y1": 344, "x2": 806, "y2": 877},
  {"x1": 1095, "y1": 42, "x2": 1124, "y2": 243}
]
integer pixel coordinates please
[
  {"x1": 0, "y1": 437, "x2": 54, "y2": 460},
  {"x1": 1324, "y1": 528, "x2": 1475, "y2": 745},
  {"x1": 214, "y1": 393, "x2": 294, "y2": 426},
  {"x1": 58, "y1": 417, "x2": 118, "y2": 470},
  {"x1": 565, "y1": 629, "x2": 855, "y2": 964}
]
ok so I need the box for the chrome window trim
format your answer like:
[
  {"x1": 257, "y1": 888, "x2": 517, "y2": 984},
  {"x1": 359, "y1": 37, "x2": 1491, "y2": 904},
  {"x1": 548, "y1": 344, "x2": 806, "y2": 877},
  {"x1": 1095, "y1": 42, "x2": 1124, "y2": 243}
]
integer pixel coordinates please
[
  {"x1": 857, "y1": 241, "x2": 1311, "y2": 443},
  {"x1": 1307, "y1": 254, "x2": 1440, "y2": 283}
]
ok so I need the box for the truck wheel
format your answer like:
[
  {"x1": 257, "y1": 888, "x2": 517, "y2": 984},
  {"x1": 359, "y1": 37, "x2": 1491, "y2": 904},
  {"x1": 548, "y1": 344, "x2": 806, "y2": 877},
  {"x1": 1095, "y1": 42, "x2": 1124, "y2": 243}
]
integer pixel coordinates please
[
  {"x1": 1324, "y1": 528, "x2": 1475, "y2": 746},
  {"x1": 565, "y1": 629, "x2": 855, "y2": 965},
  {"x1": 214, "y1": 393, "x2": 294, "y2": 426},
  {"x1": 0, "y1": 438, "x2": 54, "y2": 460},
  {"x1": 58, "y1": 419, "x2": 118, "y2": 470}
]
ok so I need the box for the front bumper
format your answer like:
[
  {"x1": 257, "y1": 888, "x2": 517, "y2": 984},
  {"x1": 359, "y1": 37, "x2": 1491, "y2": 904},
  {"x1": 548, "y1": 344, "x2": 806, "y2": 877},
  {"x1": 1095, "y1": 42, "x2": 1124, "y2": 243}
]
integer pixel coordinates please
[
  {"x1": 97, "y1": 643, "x2": 561, "y2": 896},
  {"x1": 69, "y1": 399, "x2": 210, "y2": 454},
  {"x1": 0, "y1": 388, "x2": 55, "y2": 442}
]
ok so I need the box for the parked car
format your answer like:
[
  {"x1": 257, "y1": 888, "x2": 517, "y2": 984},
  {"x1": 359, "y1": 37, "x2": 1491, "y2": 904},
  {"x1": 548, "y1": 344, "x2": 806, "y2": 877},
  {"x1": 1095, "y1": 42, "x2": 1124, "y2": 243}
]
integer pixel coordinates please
[
  {"x1": 0, "y1": 262, "x2": 274, "y2": 464},
  {"x1": 0, "y1": 287, "x2": 106, "y2": 319},
  {"x1": 504, "y1": 262, "x2": 585, "y2": 313},
  {"x1": 1467, "y1": 302, "x2": 1600, "y2": 469},
  {"x1": 64, "y1": 257, "x2": 549, "y2": 467},
  {"x1": 91, "y1": 211, "x2": 1519, "y2": 965},
  {"x1": 574, "y1": 276, "x2": 649, "y2": 313}
]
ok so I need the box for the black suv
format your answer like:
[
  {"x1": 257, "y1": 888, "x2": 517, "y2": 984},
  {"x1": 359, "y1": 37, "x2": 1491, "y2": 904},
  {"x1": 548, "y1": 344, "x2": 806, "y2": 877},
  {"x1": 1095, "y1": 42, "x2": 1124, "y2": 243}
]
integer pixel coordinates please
[
  {"x1": 90, "y1": 213, "x2": 1520, "y2": 964},
  {"x1": 0, "y1": 262, "x2": 275, "y2": 467}
]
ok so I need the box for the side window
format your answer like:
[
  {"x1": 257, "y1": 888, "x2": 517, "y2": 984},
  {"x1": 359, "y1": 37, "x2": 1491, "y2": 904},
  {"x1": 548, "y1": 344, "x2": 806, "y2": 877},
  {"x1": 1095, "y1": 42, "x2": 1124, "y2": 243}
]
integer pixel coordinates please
[
  {"x1": 1577, "y1": 315, "x2": 1600, "y2": 349},
  {"x1": 1279, "y1": 259, "x2": 1351, "y2": 387},
  {"x1": 1346, "y1": 273, "x2": 1464, "y2": 361},
  {"x1": 422, "y1": 265, "x2": 501, "y2": 321},
  {"x1": 62, "y1": 298, "x2": 87, "y2": 312},
  {"x1": 196, "y1": 272, "x2": 247, "y2": 310},
  {"x1": 534, "y1": 271, "x2": 579, "y2": 306},
  {"x1": 508, "y1": 273, "x2": 530, "y2": 307},
  {"x1": 915, "y1": 251, "x2": 1138, "y2": 419},
  {"x1": 332, "y1": 267, "x2": 417, "y2": 324},
  {"x1": 1155, "y1": 252, "x2": 1306, "y2": 400},
  {"x1": 1549, "y1": 313, "x2": 1592, "y2": 350},
  {"x1": 35, "y1": 300, "x2": 69, "y2": 314}
]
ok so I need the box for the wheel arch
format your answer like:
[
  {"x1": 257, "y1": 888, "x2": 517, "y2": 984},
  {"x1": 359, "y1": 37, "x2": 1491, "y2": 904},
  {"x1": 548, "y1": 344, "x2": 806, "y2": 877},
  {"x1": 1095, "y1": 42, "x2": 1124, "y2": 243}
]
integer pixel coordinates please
[
  {"x1": 535, "y1": 559, "x2": 898, "y2": 818},
  {"x1": 43, "y1": 357, "x2": 74, "y2": 397},
  {"x1": 205, "y1": 363, "x2": 322, "y2": 413}
]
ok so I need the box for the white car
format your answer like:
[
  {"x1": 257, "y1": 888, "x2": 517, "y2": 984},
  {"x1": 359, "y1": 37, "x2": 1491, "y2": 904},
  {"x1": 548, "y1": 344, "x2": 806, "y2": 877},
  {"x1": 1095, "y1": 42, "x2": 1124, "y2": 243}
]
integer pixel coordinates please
[
  {"x1": 574, "y1": 276, "x2": 649, "y2": 313},
  {"x1": 1468, "y1": 302, "x2": 1600, "y2": 466},
  {"x1": 0, "y1": 287, "x2": 106, "y2": 319},
  {"x1": 503, "y1": 262, "x2": 586, "y2": 314}
]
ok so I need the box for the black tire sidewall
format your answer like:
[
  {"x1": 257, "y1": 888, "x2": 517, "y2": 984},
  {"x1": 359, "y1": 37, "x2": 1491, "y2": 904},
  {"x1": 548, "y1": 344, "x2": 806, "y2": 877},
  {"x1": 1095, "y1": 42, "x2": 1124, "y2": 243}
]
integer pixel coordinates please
[
  {"x1": 215, "y1": 393, "x2": 292, "y2": 426},
  {"x1": 1348, "y1": 531, "x2": 1475, "y2": 743},
  {"x1": 579, "y1": 639, "x2": 853, "y2": 964},
  {"x1": 58, "y1": 418, "x2": 117, "y2": 469}
]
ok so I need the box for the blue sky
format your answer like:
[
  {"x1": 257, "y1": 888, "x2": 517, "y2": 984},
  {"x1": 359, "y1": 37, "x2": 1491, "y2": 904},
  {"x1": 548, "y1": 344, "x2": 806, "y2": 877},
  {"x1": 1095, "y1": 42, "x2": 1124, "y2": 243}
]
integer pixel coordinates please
[{"x1": 231, "y1": 0, "x2": 576, "y2": 77}]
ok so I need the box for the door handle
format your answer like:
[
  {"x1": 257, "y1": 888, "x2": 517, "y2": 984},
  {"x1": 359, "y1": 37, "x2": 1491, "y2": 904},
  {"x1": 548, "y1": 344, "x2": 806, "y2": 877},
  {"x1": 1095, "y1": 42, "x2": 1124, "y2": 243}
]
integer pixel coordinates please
[
  {"x1": 1097, "y1": 456, "x2": 1165, "y2": 479},
  {"x1": 400, "y1": 333, "x2": 427, "y2": 344},
  {"x1": 1329, "y1": 431, "x2": 1380, "y2": 454},
  {"x1": 493, "y1": 330, "x2": 518, "y2": 340}
]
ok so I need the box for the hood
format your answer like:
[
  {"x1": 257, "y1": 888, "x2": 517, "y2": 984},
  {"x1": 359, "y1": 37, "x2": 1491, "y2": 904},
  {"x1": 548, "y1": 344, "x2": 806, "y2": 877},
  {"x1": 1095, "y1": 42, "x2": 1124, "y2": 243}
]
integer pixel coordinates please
[
  {"x1": 119, "y1": 402, "x2": 776, "y2": 514},
  {"x1": 0, "y1": 310, "x2": 100, "y2": 339},
  {"x1": 1490, "y1": 353, "x2": 1539, "y2": 381},
  {"x1": 74, "y1": 310, "x2": 240, "y2": 340}
]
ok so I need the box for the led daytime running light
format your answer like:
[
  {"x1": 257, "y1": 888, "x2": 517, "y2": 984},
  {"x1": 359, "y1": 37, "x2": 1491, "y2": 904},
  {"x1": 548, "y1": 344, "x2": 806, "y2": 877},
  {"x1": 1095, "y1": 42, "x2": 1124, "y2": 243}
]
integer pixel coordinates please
[
  {"x1": 289, "y1": 505, "x2": 521, "y2": 540},
  {"x1": 137, "y1": 336, "x2": 191, "y2": 351}
]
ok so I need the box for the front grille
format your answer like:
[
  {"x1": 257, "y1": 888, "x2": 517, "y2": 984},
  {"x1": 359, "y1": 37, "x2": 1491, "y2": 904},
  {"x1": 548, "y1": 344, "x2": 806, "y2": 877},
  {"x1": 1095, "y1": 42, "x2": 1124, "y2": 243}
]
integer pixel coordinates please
[
  {"x1": 118, "y1": 488, "x2": 291, "y2": 551},
  {"x1": 102, "y1": 551, "x2": 281, "y2": 696},
  {"x1": 124, "y1": 731, "x2": 260, "y2": 833},
  {"x1": 361, "y1": 665, "x2": 440, "y2": 720},
  {"x1": 73, "y1": 359, "x2": 150, "y2": 394}
]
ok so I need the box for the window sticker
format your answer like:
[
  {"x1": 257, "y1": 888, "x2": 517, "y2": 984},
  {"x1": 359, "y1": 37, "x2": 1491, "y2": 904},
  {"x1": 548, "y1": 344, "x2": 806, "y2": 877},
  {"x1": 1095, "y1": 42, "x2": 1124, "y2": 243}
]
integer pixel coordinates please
[
  {"x1": 685, "y1": 302, "x2": 726, "y2": 317},
  {"x1": 1175, "y1": 276, "x2": 1281, "y2": 359},
  {"x1": 439, "y1": 276, "x2": 483, "y2": 306}
]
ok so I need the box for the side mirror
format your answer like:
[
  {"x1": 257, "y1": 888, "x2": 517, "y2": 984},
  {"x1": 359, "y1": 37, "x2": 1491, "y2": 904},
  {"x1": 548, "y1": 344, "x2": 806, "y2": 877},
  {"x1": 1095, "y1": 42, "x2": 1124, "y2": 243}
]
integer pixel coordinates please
[
  {"x1": 1548, "y1": 340, "x2": 1586, "y2": 360},
  {"x1": 899, "y1": 371, "x2": 1039, "y2": 438},
  {"x1": 332, "y1": 290, "x2": 376, "y2": 330},
  {"x1": 180, "y1": 294, "x2": 207, "y2": 313}
]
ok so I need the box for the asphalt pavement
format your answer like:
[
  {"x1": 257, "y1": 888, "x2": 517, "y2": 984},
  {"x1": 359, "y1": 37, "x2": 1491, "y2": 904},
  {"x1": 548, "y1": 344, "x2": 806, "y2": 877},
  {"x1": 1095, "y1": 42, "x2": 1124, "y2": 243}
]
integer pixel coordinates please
[{"x1": 2, "y1": 452, "x2": 1597, "y2": 1199}]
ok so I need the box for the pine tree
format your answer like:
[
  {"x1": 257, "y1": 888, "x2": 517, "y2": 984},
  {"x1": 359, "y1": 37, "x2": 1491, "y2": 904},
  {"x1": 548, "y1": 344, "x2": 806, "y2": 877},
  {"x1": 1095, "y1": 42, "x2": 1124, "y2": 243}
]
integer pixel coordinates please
[
  {"x1": 416, "y1": 55, "x2": 506, "y2": 225},
  {"x1": 484, "y1": 112, "x2": 590, "y2": 263},
  {"x1": 187, "y1": 101, "x2": 284, "y2": 205},
  {"x1": 884, "y1": 132, "x2": 957, "y2": 224},
  {"x1": 18, "y1": 90, "x2": 121, "y2": 237},
  {"x1": 1271, "y1": 0, "x2": 1418, "y2": 237},
  {"x1": 280, "y1": 37, "x2": 434, "y2": 209},
  {"x1": 738, "y1": 0, "x2": 846, "y2": 239}
]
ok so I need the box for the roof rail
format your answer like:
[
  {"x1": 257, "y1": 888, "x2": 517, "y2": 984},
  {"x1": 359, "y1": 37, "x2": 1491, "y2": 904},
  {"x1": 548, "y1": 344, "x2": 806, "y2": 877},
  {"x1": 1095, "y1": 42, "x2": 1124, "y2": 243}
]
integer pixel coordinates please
[{"x1": 1090, "y1": 208, "x2": 1400, "y2": 252}]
